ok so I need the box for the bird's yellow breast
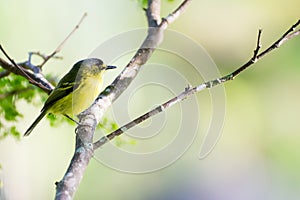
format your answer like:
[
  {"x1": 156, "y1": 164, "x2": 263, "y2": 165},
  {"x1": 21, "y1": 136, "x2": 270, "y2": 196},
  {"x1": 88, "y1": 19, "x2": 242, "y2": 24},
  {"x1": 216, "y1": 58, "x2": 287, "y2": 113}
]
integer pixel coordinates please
[
  {"x1": 49, "y1": 74, "x2": 103, "y2": 116},
  {"x1": 71, "y1": 76, "x2": 103, "y2": 115}
]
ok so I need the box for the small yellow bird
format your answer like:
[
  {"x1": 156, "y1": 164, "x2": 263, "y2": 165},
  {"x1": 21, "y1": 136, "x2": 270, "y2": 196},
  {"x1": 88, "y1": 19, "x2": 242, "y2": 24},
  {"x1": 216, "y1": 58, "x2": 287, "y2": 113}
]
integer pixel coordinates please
[{"x1": 24, "y1": 58, "x2": 116, "y2": 136}]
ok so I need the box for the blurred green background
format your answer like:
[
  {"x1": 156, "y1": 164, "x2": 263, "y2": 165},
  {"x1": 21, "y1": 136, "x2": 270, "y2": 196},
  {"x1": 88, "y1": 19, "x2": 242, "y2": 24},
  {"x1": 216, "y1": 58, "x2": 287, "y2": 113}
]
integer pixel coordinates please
[{"x1": 1, "y1": 0, "x2": 300, "y2": 199}]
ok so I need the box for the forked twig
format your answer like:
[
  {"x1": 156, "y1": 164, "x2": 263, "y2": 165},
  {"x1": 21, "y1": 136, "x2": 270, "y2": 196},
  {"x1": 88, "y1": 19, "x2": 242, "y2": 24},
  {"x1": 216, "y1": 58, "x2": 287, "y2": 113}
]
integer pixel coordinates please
[
  {"x1": 93, "y1": 19, "x2": 300, "y2": 150},
  {"x1": 0, "y1": 45, "x2": 51, "y2": 92}
]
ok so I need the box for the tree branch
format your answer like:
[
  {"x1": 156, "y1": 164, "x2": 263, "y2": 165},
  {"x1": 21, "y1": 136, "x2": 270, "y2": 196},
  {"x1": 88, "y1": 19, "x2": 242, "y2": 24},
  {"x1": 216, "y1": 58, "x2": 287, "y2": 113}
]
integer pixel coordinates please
[
  {"x1": 93, "y1": 19, "x2": 300, "y2": 150},
  {"x1": 0, "y1": 12, "x2": 87, "y2": 94},
  {"x1": 218, "y1": 19, "x2": 300, "y2": 83},
  {"x1": 0, "y1": 47, "x2": 54, "y2": 93},
  {"x1": 146, "y1": 0, "x2": 161, "y2": 26},
  {"x1": 39, "y1": 12, "x2": 87, "y2": 68},
  {"x1": 160, "y1": 0, "x2": 191, "y2": 28},
  {"x1": 55, "y1": 1, "x2": 191, "y2": 199}
]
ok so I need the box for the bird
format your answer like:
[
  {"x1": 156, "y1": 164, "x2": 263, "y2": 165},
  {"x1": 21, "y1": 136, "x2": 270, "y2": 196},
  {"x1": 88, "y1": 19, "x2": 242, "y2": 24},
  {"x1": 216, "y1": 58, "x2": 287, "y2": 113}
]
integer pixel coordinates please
[{"x1": 24, "y1": 58, "x2": 116, "y2": 136}]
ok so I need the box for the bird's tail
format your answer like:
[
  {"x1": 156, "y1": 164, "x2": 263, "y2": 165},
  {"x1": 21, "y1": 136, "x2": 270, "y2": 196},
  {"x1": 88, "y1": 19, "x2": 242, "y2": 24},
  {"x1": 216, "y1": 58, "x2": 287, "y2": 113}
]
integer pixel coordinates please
[{"x1": 24, "y1": 110, "x2": 47, "y2": 136}]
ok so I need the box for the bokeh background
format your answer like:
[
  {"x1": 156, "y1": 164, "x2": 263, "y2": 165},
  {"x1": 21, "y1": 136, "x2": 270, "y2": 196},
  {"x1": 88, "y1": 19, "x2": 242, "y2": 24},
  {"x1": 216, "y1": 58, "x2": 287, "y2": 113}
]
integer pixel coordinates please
[{"x1": 1, "y1": 0, "x2": 300, "y2": 199}]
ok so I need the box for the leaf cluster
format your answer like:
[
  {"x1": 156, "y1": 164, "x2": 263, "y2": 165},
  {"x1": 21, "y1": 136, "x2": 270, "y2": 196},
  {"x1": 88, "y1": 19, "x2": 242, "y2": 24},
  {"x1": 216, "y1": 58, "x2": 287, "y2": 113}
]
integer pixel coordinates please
[{"x1": 0, "y1": 70, "x2": 46, "y2": 139}]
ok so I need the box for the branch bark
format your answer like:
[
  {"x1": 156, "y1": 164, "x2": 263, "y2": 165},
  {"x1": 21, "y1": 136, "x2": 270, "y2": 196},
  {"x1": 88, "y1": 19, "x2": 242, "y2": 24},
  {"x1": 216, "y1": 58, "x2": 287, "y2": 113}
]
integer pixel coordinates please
[
  {"x1": 93, "y1": 19, "x2": 300, "y2": 149},
  {"x1": 0, "y1": 55, "x2": 54, "y2": 93},
  {"x1": 54, "y1": 0, "x2": 191, "y2": 199},
  {"x1": 0, "y1": 12, "x2": 87, "y2": 93}
]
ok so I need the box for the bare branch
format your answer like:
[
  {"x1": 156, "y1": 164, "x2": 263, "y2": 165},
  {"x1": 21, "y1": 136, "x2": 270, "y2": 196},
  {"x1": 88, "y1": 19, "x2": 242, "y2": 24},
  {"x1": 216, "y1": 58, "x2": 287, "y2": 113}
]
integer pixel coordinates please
[
  {"x1": 93, "y1": 84, "x2": 202, "y2": 149},
  {"x1": 55, "y1": 137, "x2": 93, "y2": 200},
  {"x1": 31, "y1": 51, "x2": 63, "y2": 62},
  {"x1": 160, "y1": 0, "x2": 192, "y2": 28},
  {"x1": 0, "y1": 45, "x2": 34, "y2": 81},
  {"x1": 91, "y1": 0, "x2": 192, "y2": 125},
  {"x1": 0, "y1": 45, "x2": 53, "y2": 93},
  {"x1": 0, "y1": 13, "x2": 87, "y2": 94},
  {"x1": 284, "y1": 28, "x2": 300, "y2": 41},
  {"x1": 93, "y1": 19, "x2": 300, "y2": 150},
  {"x1": 0, "y1": 57, "x2": 53, "y2": 93},
  {"x1": 146, "y1": 0, "x2": 162, "y2": 26},
  {"x1": 252, "y1": 29, "x2": 262, "y2": 61},
  {"x1": 39, "y1": 12, "x2": 87, "y2": 68},
  {"x1": 219, "y1": 19, "x2": 300, "y2": 82},
  {"x1": 55, "y1": 1, "x2": 190, "y2": 199}
]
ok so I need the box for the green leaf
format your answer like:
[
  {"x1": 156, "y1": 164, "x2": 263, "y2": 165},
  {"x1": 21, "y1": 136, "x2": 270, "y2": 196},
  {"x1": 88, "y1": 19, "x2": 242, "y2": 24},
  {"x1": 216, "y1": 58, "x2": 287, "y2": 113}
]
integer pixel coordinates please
[
  {"x1": 46, "y1": 113, "x2": 59, "y2": 127},
  {"x1": 1, "y1": 97, "x2": 22, "y2": 121},
  {"x1": 10, "y1": 126, "x2": 21, "y2": 139},
  {"x1": 97, "y1": 117, "x2": 119, "y2": 133},
  {"x1": 0, "y1": 73, "x2": 48, "y2": 139},
  {"x1": 135, "y1": 0, "x2": 148, "y2": 8},
  {"x1": 114, "y1": 135, "x2": 137, "y2": 147}
]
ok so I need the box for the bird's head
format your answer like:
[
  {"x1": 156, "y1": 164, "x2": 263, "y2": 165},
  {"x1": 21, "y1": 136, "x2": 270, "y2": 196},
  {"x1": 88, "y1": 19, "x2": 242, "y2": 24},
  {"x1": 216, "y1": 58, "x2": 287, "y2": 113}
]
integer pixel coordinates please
[{"x1": 73, "y1": 58, "x2": 116, "y2": 79}]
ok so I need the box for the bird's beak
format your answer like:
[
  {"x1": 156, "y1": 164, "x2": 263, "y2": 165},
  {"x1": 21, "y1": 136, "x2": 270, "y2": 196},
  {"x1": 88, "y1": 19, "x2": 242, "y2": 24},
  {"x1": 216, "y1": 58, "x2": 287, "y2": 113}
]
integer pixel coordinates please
[{"x1": 106, "y1": 65, "x2": 117, "y2": 70}]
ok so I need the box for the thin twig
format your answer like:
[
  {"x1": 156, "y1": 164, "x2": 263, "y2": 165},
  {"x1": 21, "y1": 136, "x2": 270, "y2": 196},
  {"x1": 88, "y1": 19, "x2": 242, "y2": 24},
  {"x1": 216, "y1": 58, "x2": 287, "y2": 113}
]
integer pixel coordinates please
[
  {"x1": 252, "y1": 29, "x2": 262, "y2": 60},
  {"x1": 0, "y1": 45, "x2": 34, "y2": 81},
  {"x1": 160, "y1": 0, "x2": 191, "y2": 28},
  {"x1": 0, "y1": 56, "x2": 53, "y2": 93},
  {"x1": 93, "y1": 19, "x2": 300, "y2": 150},
  {"x1": 30, "y1": 51, "x2": 63, "y2": 61},
  {"x1": 220, "y1": 19, "x2": 300, "y2": 83},
  {"x1": 93, "y1": 84, "x2": 202, "y2": 149},
  {"x1": 285, "y1": 28, "x2": 300, "y2": 40},
  {"x1": 0, "y1": 13, "x2": 88, "y2": 93},
  {"x1": 39, "y1": 12, "x2": 87, "y2": 68},
  {"x1": 0, "y1": 45, "x2": 51, "y2": 92}
]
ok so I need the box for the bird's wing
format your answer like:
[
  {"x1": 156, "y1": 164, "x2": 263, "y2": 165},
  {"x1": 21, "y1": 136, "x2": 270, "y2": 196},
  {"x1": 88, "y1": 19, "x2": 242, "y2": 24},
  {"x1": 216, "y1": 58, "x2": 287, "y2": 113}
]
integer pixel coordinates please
[
  {"x1": 41, "y1": 82, "x2": 75, "y2": 112},
  {"x1": 41, "y1": 65, "x2": 82, "y2": 112}
]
